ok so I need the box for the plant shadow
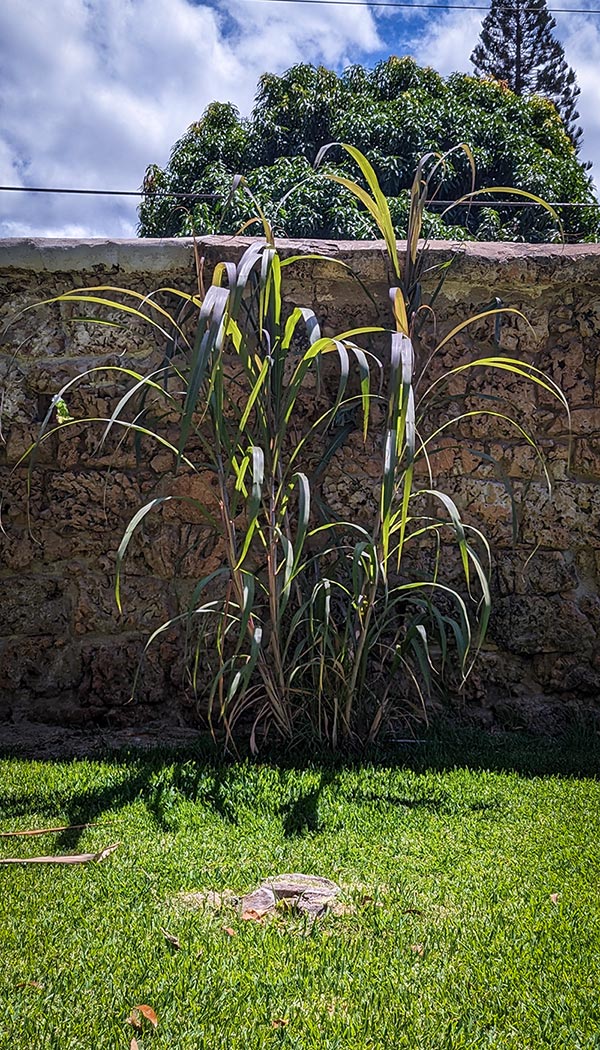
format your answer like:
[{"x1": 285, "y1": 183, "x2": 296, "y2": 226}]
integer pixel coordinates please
[{"x1": 0, "y1": 725, "x2": 597, "y2": 850}]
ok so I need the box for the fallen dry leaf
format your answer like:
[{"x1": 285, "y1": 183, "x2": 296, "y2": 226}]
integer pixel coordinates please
[
  {"x1": 0, "y1": 842, "x2": 120, "y2": 865},
  {"x1": 241, "y1": 908, "x2": 267, "y2": 923},
  {"x1": 94, "y1": 842, "x2": 120, "y2": 863},
  {"x1": 17, "y1": 980, "x2": 44, "y2": 990},
  {"x1": 160, "y1": 927, "x2": 181, "y2": 950},
  {"x1": 127, "y1": 1005, "x2": 158, "y2": 1030},
  {"x1": 550, "y1": 892, "x2": 561, "y2": 904},
  {"x1": 402, "y1": 908, "x2": 424, "y2": 916},
  {"x1": 223, "y1": 926, "x2": 237, "y2": 937},
  {"x1": 136, "y1": 1005, "x2": 158, "y2": 1028},
  {"x1": 271, "y1": 1018, "x2": 289, "y2": 1029},
  {"x1": 130, "y1": 1039, "x2": 139, "y2": 1050},
  {"x1": 411, "y1": 943, "x2": 425, "y2": 956},
  {"x1": 0, "y1": 821, "x2": 114, "y2": 838}
]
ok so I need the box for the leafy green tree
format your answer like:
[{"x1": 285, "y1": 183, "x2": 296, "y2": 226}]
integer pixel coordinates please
[
  {"x1": 138, "y1": 57, "x2": 599, "y2": 243},
  {"x1": 471, "y1": 0, "x2": 583, "y2": 151}
]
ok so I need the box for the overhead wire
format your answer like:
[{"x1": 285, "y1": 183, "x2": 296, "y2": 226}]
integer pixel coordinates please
[
  {"x1": 0, "y1": 185, "x2": 598, "y2": 208},
  {"x1": 237, "y1": 0, "x2": 600, "y2": 13},
  {"x1": 0, "y1": 186, "x2": 220, "y2": 199}
]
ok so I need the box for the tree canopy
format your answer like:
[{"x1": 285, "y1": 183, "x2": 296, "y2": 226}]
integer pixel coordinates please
[
  {"x1": 471, "y1": 0, "x2": 583, "y2": 151},
  {"x1": 138, "y1": 57, "x2": 599, "y2": 243}
]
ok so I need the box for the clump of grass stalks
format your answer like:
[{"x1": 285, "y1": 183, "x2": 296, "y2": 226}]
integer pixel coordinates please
[{"x1": 13, "y1": 146, "x2": 567, "y2": 751}]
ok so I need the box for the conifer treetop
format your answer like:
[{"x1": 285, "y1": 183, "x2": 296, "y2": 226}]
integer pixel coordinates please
[{"x1": 471, "y1": 0, "x2": 583, "y2": 150}]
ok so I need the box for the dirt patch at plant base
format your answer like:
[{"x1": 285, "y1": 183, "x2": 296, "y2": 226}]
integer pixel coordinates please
[{"x1": 0, "y1": 721, "x2": 206, "y2": 760}]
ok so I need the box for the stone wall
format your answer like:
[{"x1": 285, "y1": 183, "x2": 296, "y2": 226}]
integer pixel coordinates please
[{"x1": 1, "y1": 237, "x2": 600, "y2": 732}]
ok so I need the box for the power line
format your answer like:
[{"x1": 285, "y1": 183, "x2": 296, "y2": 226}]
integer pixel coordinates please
[
  {"x1": 0, "y1": 186, "x2": 220, "y2": 199},
  {"x1": 430, "y1": 200, "x2": 600, "y2": 207},
  {"x1": 0, "y1": 185, "x2": 598, "y2": 208},
  {"x1": 239, "y1": 0, "x2": 600, "y2": 13}
]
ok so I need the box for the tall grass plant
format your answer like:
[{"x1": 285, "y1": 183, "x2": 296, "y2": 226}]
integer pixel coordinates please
[{"x1": 12, "y1": 148, "x2": 567, "y2": 750}]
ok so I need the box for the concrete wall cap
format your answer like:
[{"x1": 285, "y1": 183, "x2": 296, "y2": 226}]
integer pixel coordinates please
[{"x1": 1, "y1": 237, "x2": 600, "y2": 278}]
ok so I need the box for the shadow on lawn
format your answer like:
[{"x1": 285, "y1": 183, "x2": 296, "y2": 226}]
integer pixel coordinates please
[{"x1": 0, "y1": 725, "x2": 597, "y2": 849}]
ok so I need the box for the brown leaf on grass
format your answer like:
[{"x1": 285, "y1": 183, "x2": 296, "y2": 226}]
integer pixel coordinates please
[
  {"x1": 17, "y1": 980, "x2": 44, "y2": 990},
  {"x1": 402, "y1": 908, "x2": 424, "y2": 916},
  {"x1": 0, "y1": 842, "x2": 120, "y2": 865},
  {"x1": 223, "y1": 926, "x2": 237, "y2": 937},
  {"x1": 241, "y1": 908, "x2": 267, "y2": 923},
  {"x1": 550, "y1": 892, "x2": 561, "y2": 904},
  {"x1": 0, "y1": 821, "x2": 114, "y2": 838},
  {"x1": 136, "y1": 1005, "x2": 158, "y2": 1028},
  {"x1": 127, "y1": 1005, "x2": 158, "y2": 1030},
  {"x1": 94, "y1": 842, "x2": 121, "y2": 862},
  {"x1": 160, "y1": 927, "x2": 181, "y2": 950},
  {"x1": 411, "y1": 943, "x2": 425, "y2": 956},
  {"x1": 130, "y1": 1039, "x2": 139, "y2": 1050},
  {"x1": 271, "y1": 1018, "x2": 289, "y2": 1029}
]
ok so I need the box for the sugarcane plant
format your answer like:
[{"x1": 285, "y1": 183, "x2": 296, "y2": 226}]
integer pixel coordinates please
[{"x1": 13, "y1": 146, "x2": 568, "y2": 750}]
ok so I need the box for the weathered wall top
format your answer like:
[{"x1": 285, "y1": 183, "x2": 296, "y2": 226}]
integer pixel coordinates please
[{"x1": 1, "y1": 236, "x2": 600, "y2": 280}]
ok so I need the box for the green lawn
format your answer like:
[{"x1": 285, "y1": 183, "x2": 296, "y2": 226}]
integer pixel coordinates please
[{"x1": 0, "y1": 733, "x2": 599, "y2": 1049}]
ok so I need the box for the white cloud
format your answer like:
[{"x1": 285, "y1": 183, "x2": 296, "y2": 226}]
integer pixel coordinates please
[
  {"x1": 0, "y1": 0, "x2": 380, "y2": 237},
  {"x1": 222, "y1": 0, "x2": 380, "y2": 68},
  {"x1": 558, "y1": 14, "x2": 600, "y2": 188},
  {"x1": 411, "y1": 10, "x2": 482, "y2": 75}
]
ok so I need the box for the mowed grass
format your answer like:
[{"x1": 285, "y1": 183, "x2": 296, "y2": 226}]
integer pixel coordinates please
[{"x1": 0, "y1": 733, "x2": 599, "y2": 1049}]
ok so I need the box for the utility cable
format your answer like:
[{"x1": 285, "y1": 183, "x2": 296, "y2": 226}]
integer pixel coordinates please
[
  {"x1": 0, "y1": 186, "x2": 598, "y2": 207},
  {"x1": 428, "y1": 199, "x2": 600, "y2": 206},
  {"x1": 237, "y1": 0, "x2": 600, "y2": 15},
  {"x1": 0, "y1": 186, "x2": 220, "y2": 199}
]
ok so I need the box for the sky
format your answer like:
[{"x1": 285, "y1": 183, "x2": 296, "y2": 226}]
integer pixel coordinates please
[{"x1": 1, "y1": 0, "x2": 599, "y2": 238}]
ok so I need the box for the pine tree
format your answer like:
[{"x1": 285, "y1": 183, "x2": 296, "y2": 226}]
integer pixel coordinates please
[{"x1": 471, "y1": 0, "x2": 583, "y2": 150}]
